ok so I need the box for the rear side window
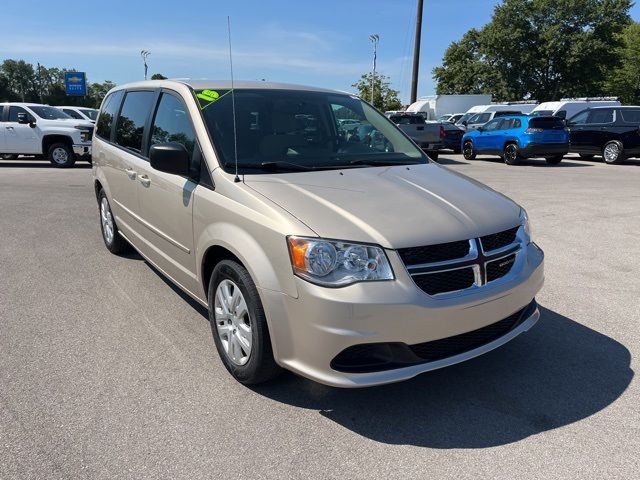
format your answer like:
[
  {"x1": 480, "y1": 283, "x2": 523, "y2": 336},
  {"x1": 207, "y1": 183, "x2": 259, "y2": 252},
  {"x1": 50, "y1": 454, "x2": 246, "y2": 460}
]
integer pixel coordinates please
[
  {"x1": 150, "y1": 93, "x2": 196, "y2": 156},
  {"x1": 473, "y1": 113, "x2": 491, "y2": 123},
  {"x1": 115, "y1": 91, "x2": 156, "y2": 154},
  {"x1": 96, "y1": 90, "x2": 124, "y2": 140},
  {"x1": 587, "y1": 109, "x2": 615, "y2": 124},
  {"x1": 528, "y1": 117, "x2": 565, "y2": 130},
  {"x1": 620, "y1": 109, "x2": 640, "y2": 123}
]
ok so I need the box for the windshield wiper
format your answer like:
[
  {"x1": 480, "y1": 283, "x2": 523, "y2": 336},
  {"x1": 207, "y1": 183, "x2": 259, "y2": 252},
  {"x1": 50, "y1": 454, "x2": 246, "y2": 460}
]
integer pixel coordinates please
[{"x1": 349, "y1": 159, "x2": 423, "y2": 167}]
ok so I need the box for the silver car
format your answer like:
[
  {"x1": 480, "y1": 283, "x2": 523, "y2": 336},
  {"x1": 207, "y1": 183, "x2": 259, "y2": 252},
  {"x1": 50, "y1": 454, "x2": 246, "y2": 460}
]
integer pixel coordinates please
[{"x1": 92, "y1": 80, "x2": 544, "y2": 388}]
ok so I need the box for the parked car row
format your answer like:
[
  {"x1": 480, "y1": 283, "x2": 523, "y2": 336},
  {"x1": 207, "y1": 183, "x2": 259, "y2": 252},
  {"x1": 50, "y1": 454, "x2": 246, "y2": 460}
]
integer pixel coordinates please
[{"x1": 0, "y1": 102, "x2": 94, "y2": 166}]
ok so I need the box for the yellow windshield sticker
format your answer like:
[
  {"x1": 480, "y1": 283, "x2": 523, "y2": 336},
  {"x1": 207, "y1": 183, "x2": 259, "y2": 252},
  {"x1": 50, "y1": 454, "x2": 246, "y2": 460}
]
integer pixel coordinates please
[{"x1": 194, "y1": 89, "x2": 232, "y2": 110}]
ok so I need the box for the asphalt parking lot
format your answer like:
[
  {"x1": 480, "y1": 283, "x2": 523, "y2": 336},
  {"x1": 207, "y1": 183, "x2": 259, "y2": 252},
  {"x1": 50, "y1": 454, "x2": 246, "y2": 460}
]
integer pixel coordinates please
[{"x1": 1, "y1": 154, "x2": 638, "y2": 479}]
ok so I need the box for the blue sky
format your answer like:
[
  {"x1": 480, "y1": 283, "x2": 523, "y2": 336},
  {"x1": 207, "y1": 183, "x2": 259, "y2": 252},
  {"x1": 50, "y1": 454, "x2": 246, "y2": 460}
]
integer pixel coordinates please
[{"x1": 2, "y1": 1, "x2": 639, "y2": 103}]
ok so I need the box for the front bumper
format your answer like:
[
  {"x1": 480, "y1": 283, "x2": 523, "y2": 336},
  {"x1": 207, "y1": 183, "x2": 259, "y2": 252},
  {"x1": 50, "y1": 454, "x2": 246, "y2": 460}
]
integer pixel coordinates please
[
  {"x1": 73, "y1": 143, "x2": 92, "y2": 158},
  {"x1": 260, "y1": 242, "x2": 545, "y2": 388},
  {"x1": 520, "y1": 142, "x2": 568, "y2": 158}
]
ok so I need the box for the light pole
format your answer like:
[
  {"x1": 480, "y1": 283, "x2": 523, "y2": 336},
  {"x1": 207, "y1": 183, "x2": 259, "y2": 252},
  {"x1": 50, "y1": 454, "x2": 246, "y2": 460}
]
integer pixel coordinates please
[
  {"x1": 369, "y1": 34, "x2": 379, "y2": 106},
  {"x1": 141, "y1": 50, "x2": 151, "y2": 80},
  {"x1": 410, "y1": 0, "x2": 424, "y2": 103}
]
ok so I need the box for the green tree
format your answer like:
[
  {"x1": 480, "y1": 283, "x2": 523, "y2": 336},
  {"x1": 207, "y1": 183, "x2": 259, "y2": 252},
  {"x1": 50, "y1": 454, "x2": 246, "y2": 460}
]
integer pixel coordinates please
[
  {"x1": 151, "y1": 73, "x2": 167, "y2": 80},
  {"x1": 352, "y1": 73, "x2": 402, "y2": 111},
  {"x1": 87, "y1": 80, "x2": 117, "y2": 108},
  {"x1": 433, "y1": 0, "x2": 632, "y2": 101},
  {"x1": 605, "y1": 22, "x2": 640, "y2": 104},
  {"x1": 1, "y1": 59, "x2": 37, "y2": 102}
]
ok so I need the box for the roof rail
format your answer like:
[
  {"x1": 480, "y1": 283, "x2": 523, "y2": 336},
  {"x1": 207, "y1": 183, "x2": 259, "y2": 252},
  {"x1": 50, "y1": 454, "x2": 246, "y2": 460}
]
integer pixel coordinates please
[
  {"x1": 559, "y1": 97, "x2": 619, "y2": 101},
  {"x1": 493, "y1": 100, "x2": 539, "y2": 105}
]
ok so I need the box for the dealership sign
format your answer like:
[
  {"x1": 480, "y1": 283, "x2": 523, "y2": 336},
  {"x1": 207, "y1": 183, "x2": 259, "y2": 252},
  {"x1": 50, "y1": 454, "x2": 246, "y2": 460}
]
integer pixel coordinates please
[{"x1": 64, "y1": 72, "x2": 87, "y2": 96}]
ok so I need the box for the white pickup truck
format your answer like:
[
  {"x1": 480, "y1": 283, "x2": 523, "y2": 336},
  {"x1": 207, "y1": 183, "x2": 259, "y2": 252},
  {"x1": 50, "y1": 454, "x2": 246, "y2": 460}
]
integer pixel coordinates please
[
  {"x1": 388, "y1": 113, "x2": 444, "y2": 160},
  {"x1": 0, "y1": 103, "x2": 93, "y2": 167}
]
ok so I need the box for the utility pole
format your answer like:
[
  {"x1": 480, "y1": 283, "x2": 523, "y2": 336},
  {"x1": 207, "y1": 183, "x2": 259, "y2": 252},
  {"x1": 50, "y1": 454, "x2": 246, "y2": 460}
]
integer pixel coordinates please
[
  {"x1": 410, "y1": 0, "x2": 424, "y2": 103},
  {"x1": 141, "y1": 50, "x2": 151, "y2": 80},
  {"x1": 369, "y1": 34, "x2": 379, "y2": 106}
]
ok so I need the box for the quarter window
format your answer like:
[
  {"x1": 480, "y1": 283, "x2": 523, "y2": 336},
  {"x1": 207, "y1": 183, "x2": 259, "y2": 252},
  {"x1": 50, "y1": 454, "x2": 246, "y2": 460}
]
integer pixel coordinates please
[
  {"x1": 620, "y1": 109, "x2": 640, "y2": 123},
  {"x1": 115, "y1": 91, "x2": 156, "y2": 153},
  {"x1": 150, "y1": 93, "x2": 196, "y2": 157},
  {"x1": 96, "y1": 90, "x2": 124, "y2": 140}
]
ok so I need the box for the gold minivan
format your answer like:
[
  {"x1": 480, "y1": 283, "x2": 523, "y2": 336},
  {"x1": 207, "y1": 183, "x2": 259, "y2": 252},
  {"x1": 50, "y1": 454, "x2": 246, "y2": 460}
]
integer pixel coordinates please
[{"x1": 92, "y1": 80, "x2": 544, "y2": 387}]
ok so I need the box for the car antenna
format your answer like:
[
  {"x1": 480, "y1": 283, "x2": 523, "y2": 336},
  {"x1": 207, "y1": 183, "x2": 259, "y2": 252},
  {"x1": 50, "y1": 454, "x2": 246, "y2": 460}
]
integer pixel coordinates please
[{"x1": 227, "y1": 16, "x2": 240, "y2": 183}]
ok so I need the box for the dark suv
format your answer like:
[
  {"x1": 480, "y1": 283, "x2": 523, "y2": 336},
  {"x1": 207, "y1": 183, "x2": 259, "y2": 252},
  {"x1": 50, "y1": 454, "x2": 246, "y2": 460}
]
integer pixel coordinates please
[{"x1": 567, "y1": 106, "x2": 640, "y2": 164}]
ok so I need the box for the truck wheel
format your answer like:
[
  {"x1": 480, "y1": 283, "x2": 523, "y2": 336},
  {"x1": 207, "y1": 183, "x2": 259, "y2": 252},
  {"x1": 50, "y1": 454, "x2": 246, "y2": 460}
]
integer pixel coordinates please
[
  {"x1": 98, "y1": 189, "x2": 131, "y2": 254},
  {"x1": 579, "y1": 154, "x2": 595, "y2": 159},
  {"x1": 48, "y1": 143, "x2": 76, "y2": 168},
  {"x1": 545, "y1": 155, "x2": 564, "y2": 165},
  {"x1": 426, "y1": 151, "x2": 439, "y2": 161},
  {"x1": 1, "y1": 154, "x2": 18, "y2": 160},
  {"x1": 208, "y1": 260, "x2": 282, "y2": 385},
  {"x1": 503, "y1": 143, "x2": 520, "y2": 165},
  {"x1": 602, "y1": 141, "x2": 624, "y2": 165},
  {"x1": 463, "y1": 141, "x2": 476, "y2": 160}
]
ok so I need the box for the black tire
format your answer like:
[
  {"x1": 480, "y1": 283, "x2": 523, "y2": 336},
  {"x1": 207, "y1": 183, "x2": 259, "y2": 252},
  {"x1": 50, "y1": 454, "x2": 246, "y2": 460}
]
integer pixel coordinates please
[
  {"x1": 503, "y1": 143, "x2": 520, "y2": 165},
  {"x1": 602, "y1": 141, "x2": 625, "y2": 165},
  {"x1": 462, "y1": 141, "x2": 476, "y2": 160},
  {"x1": 545, "y1": 154, "x2": 564, "y2": 165},
  {"x1": 426, "y1": 151, "x2": 439, "y2": 161},
  {"x1": 208, "y1": 260, "x2": 282, "y2": 385},
  {"x1": 97, "y1": 189, "x2": 131, "y2": 254},
  {"x1": 48, "y1": 142, "x2": 76, "y2": 168},
  {"x1": 579, "y1": 154, "x2": 595, "y2": 159},
  {"x1": 1, "y1": 154, "x2": 18, "y2": 160}
]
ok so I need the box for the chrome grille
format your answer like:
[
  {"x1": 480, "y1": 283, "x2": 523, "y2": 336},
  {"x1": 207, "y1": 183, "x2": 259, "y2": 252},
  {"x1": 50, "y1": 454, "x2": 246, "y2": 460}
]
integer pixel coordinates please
[{"x1": 402, "y1": 226, "x2": 522, "y2": 297}]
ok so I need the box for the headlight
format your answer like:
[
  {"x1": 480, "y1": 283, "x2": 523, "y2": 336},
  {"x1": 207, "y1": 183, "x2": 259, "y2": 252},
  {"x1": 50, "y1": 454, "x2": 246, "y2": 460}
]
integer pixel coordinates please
[
  {"x1": 520, "y1": 208, "x2": 532, "y2": 241},
  {"x1": 287, "y1": 236, "x2": 394, "y2": 287}
]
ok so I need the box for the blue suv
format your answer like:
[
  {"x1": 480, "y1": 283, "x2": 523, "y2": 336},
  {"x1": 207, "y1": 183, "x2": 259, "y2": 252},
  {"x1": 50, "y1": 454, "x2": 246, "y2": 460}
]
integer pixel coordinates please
[{"x1": 462, "y1": 115, "x2": 569, "y2": 165}]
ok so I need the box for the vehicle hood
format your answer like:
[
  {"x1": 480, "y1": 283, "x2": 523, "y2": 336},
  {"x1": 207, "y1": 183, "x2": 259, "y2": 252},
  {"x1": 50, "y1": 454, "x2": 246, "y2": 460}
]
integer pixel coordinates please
[
  {"x1": 39, "y1": 118, "x2": 93, "y2": 128},
  {"x1": 244, "y1": 163, "x2": 521, "y2": 249}
]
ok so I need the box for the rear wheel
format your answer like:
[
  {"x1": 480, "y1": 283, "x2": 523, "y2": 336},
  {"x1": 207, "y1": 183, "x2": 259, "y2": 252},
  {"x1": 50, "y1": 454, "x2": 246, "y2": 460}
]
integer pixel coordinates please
[
  {"x1": 503, "y1": 143, "x2": 520, "y2": 165},
  {"x1": 545, "y1": 155, "x2": 564, "y2": 165},
  {"x1": 208, "y1": 260, "x2": 282, "y2": 385},
  {"x1": 602, "y1": 141, "x2": 624, "y2": 164},
  {"x1": 48, "y1": 143, "x2": 76, "y2": 168},
  {"x1": 462, "y1": 141, "x2": 476, "y2": 160},
  {"x1": 579, "y1": 154, "x2": 595, "y2": 159}
]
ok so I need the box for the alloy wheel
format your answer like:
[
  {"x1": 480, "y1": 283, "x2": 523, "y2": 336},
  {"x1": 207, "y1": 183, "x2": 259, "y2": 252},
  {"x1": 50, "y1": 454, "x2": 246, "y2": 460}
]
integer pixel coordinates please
[
  {"x1": 603, "y1": 143, "x2": 620, "y2": 164},
  {"x1": 214, "y1": 279, "x2": 253, "y2": 366},
  {"x1": 100, "y1": 197, "x2": 114, "y2": 245}
]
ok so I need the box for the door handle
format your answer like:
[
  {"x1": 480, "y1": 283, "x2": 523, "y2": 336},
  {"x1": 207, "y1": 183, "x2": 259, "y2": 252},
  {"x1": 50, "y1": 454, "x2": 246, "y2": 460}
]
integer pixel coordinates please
[
  {"x1": 125, "y1": 168, "x2": 137, "y2": 179},
  {"x1": 139, "y1": 175, "x2": 151, "y2": 187},
  {"x1": 6, "y1": 126, "x2": 13, "y2": 130}
]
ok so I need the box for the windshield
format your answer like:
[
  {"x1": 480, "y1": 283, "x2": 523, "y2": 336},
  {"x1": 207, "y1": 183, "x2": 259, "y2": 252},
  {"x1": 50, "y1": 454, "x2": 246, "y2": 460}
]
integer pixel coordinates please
[
  {"x1": 455, "y1": 113, "x2": 475, "y2": 125},
  {"x1": 196, "y1": 89, "x2": 427, "y2": 173},
  {"x1": 79, "y1": 108, "x2": 98, "y2": 120},
  {"x1": 29, "y1": 106, "x2": 72, "y2": 120}
]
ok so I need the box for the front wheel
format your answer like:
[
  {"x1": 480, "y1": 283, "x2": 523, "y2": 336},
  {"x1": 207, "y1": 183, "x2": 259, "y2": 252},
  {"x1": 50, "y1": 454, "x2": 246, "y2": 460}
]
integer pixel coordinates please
[
  {"x1": 208, "y1": 260, "x2": 282, "y2": 385},
  {"x1": 462, "y1": 141, "x2": 476, "y2": 160},
  {"x1": 545, "y1": 155, "x2": 564, "y2": 165},
  {"x1": 503, "y1": 143, "x2": 520, "y2": 165},
  {"x1": 602, "y1": 141, "x2": 624, "y2": 164},
  {"x1": 48, "y1": 143, "x2": 76, "y2": 168}
]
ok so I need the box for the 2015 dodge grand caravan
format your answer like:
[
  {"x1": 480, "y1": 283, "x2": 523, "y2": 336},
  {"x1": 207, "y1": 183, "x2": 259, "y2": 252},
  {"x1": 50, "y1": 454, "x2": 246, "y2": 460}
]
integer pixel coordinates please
[{"x1": 92, "y1": 80, "x2": 544, "y2": 387}]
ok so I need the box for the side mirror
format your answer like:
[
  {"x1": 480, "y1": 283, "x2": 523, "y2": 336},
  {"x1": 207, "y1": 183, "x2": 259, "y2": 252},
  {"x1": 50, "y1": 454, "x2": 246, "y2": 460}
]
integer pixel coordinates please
[
  {"x1": 17, "y1": 112, "x2": 32, "y2": 125},
  {"x1": 461, "y1": 120, "x2": 468, "y2": 126},
  {"x1": 149, "y1": 142, "x2": 190, "y2": 176},
  {"x1": 477, "y1": 126, "x2": 484, "y2": 132}
]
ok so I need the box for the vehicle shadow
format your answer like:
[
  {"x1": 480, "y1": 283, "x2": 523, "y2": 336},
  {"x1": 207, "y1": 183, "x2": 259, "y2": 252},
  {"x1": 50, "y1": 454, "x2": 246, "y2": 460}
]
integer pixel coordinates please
[
  {"x1": 480, "y1": 157, "x2": 592, "y2": 167},
  {"x1": 434, "y1": 156, "x2": 469, "y2": 166},
  {"x1": 0, "y1": 160, "x2": 92, "y2": 169},
  {"x1": 251, "y1": 307, "x2": 633, "y2": 449}
]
